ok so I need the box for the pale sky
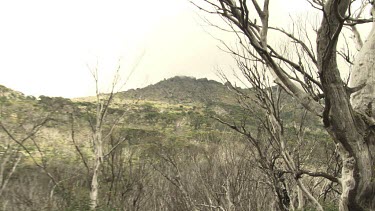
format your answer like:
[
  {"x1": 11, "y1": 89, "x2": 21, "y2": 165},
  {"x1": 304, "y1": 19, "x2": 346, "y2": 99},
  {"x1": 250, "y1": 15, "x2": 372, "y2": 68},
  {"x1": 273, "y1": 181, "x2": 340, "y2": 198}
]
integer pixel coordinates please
[{"x1": 0, "y1": 0, "x2": 343, "y2": 98}]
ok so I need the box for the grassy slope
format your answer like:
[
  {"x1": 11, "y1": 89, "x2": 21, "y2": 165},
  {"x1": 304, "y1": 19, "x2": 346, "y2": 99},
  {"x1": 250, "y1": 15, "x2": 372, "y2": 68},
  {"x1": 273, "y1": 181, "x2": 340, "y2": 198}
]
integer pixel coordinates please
[{"x1": 0, "y1": 76, "x2": 328, "y2": 166}]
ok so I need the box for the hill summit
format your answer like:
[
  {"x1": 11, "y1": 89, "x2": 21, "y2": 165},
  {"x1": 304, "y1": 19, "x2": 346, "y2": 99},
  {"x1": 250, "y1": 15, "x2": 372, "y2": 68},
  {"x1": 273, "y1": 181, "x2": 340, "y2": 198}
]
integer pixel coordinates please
[{"x1": 119, "y1": 76, "x2": 238, "y2": 105}]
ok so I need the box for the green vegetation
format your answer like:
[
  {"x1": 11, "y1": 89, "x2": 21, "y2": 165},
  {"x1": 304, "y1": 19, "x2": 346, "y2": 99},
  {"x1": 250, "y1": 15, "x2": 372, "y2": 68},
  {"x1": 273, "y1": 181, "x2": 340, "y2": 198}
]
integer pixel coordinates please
[{"x1": 0, "y1": 76, "x2": 335, "y2": 210}]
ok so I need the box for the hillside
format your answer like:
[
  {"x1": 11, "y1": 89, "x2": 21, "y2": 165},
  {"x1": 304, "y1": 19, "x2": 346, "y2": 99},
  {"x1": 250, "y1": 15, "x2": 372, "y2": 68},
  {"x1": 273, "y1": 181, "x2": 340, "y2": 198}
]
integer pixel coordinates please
[
  {"x1": 0, "y1": 76, "x2": 331, "y2": 211},
  {"x1": 118, "y1": 76, "x2": 239, "y2": 105},
  {"x1": 0, "y1": 76, "x2": 321, "y2": 143}
]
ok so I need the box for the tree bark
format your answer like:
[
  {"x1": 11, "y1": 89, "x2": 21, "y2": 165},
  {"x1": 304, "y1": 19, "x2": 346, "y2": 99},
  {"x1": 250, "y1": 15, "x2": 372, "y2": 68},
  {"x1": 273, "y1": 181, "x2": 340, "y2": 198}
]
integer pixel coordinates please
[
  {"x1": 350, "y1": 7, "x2": 375, "y2": 117},
  {"x1": 89, "y1": 100, "x2": 104, "y2": 210},
  {"x1": 317, "y1": 1, "x2": 375, "y2": 210},
  {"x1": 348, "y1": 4, "x2": 375, "y2": 210},
  {"x1": 90, "y1": 159, "x2": 100, "y2": 210},
  {"x1": 89, "y1": 132, "x2": 103, "y2": 210}
]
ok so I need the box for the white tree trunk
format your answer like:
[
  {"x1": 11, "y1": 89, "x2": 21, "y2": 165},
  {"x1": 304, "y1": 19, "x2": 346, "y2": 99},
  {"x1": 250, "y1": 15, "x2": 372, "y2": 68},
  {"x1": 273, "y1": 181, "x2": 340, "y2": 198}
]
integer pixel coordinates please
[
  {"x1": 89, "y1": 156, "x2": 101, "y2": 210},
  {"x1": 349, "y1": 14, "x2": 375, "y2": 117},
  {"x1": 297, "y1": 186, "x2": 305, "y2": 210},
  {"x1": 89, "y1": 113, "x2": 103, "y2": 210},
  {"x1": 347, "y1": 6, "x2": 375, "y2": 211}
]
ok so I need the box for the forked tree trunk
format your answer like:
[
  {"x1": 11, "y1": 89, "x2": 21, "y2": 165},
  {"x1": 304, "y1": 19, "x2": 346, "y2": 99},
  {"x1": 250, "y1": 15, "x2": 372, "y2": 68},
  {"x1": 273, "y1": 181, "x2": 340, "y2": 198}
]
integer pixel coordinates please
[
  {"x1": 317, "y1": 1, "x2": 375, "y2": 210},
  {"x1": 90, "y1": 103, "x2": 104, "y2": 210}
]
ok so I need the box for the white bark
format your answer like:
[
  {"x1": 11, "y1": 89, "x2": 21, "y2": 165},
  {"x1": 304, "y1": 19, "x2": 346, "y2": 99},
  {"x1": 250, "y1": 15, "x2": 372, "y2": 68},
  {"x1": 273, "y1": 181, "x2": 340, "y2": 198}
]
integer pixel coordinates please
[
  {"x1": 297, "y1": 186, "x2": 305, "y2": 210},
  {"x1": 350, "y1": 25, "x2": 364, "y2": 51},
  {"x1": 89, "y1": 155, "x2": 101, "y2": 210},
  {"x1": 89, "y1": 89, "x2": 104, "y2": 210},
  {"x1": 337, "y1": 144, "x2": 356, "y2": 211},
  {"x1": 349, "y1": 11, "x2": 375, "y2": 116},
  {"x1": 89, "y1": 108, "x2": 104, "y2": 210}
]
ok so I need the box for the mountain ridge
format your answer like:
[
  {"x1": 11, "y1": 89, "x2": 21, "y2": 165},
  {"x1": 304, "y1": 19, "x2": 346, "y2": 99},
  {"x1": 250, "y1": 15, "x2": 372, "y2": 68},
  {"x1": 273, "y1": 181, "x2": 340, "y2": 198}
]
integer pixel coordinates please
[
  {"x1": 118, "y1": 76, "x2": 239, "y2": 105},
  {"x1": 0, "y1": 76, "x2": 236, "y2": 104}
]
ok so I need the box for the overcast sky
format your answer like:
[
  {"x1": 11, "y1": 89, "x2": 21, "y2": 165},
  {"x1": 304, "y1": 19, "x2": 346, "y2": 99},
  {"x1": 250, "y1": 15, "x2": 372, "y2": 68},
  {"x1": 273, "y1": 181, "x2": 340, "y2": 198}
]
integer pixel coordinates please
[{"x1": 0, "y1": 0, "x2": 347, "y2": 98}]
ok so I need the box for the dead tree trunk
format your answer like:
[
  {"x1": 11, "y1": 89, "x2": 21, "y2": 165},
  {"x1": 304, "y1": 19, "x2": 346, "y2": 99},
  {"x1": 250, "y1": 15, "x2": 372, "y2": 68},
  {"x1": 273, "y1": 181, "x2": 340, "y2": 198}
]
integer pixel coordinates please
[
  {"x1": 348, "y1": 4, "x2": 375, "y2": 210},
  {"x1": 89, "y1": 112, "x2": 103, "y2": 210},
  {"x1": 317, "y1": 1, "x2": 375, "y2": 210}
]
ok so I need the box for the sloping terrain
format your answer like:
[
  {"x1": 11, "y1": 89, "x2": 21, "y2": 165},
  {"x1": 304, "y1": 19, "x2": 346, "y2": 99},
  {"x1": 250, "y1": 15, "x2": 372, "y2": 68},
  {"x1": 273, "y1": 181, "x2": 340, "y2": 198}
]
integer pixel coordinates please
[
  {"x1": 118, "y1": 76, "x2": 238, "y2": 105},
  {"x1": 0, "y1": 76, "x2": 331, "y2": 210},
  {"x1": 0, "y1": 76, "x2": 324, "y2": 158}
]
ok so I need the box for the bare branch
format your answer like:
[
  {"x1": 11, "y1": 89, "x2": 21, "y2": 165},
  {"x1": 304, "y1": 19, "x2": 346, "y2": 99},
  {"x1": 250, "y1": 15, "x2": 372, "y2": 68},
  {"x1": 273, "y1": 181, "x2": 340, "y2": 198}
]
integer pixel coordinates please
[{"x1": 296, "y1": 169, "x2": 340, "y2": 184}]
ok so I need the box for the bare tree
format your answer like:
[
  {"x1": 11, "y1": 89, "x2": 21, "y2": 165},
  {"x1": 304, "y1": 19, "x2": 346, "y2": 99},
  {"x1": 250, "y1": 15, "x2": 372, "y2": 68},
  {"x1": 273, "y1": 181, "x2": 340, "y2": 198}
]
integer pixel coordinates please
[
  {"x1": 73, "y1": 61, "x2": 130, "y2": 210},
  {"x1": 149, "y1": 142, "x2": 199, "y2": 211},
  {"x1": 191, "y1": 0, "x2": 375, "y2": 210},
  {"x1": 214, "y1": 66, "x2": 340, "y2": 210},
  {"x1": 0, "y1": 110, "x2": 61, "y2": 209}
]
